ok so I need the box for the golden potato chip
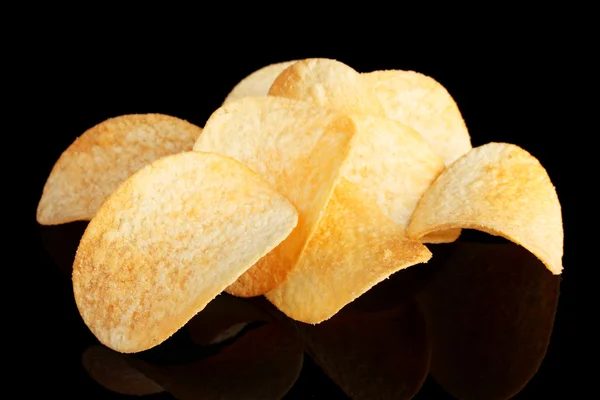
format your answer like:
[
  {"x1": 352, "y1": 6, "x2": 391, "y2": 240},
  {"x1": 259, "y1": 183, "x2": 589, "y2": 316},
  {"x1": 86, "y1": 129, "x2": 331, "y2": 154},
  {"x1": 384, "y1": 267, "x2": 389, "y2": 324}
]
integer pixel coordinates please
[
  {"x1": 72, "y1": 152, "x2": 298, "y2": 353},
  {"x1": 223, "y1": 60, "x2": 297, "y2": 103},
  {"x1": 269, "y1": 58, "x2": 386, "y2": 117},
  {"x1": 266, "y1": 179, "x2": 431, "y2": 324},
  {"x1": 407, "y1": 142, "x2": 563, "y2": 274},
  {"x1": 363, "y1": 70, "x2": 472, "y2": 166},
  {"x1": 421, "y1": 228, "x2": 462, "y2": 244},
  {"x1": 341, "y1": 114, "x2": 459, "y2": 243},
  {"x1": 127, "y1": 323, "x2": 304, "y2": 400},
  {"x1": 193, "y1": 96, "x2": 355, "y2": 296},
  {"x1": 295, "y1": 301, "x2": 430, "y2": 400},
  {"x1": 417, "y1": 242, "x2": 560, "y2": 400},
  {"x1": 37, "y1": 114, "x2": 203, "y2": 225},
  {"x1": 82, "y1": 345, "x2": 164, "y2": 395}
]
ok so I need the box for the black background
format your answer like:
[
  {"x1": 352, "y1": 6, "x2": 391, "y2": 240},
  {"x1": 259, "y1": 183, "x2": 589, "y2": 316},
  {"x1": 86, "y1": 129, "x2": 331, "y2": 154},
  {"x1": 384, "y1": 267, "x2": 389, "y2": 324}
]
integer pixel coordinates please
[{"x1": 21, "y1": 18, "x2": 576, "y2": 399}]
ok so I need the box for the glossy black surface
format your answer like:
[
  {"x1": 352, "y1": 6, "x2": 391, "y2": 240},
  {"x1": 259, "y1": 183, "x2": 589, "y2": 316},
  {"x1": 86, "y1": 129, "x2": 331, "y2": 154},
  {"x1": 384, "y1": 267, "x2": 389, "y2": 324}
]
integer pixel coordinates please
[{"x1": 26, "y1": 34, "x2": 574, "y2": 398}]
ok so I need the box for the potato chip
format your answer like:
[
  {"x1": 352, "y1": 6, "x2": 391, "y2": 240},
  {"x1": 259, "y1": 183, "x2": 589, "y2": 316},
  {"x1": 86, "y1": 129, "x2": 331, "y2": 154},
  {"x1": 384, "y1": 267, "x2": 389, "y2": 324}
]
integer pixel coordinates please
[
  {"x1": 343, "y1": 244, "x2": 451, "y2": 314},
  {"x1": 421, "y1": 228, "x2": 462, "y2": 244},
  {"x1": 363, "y1": 70, "x2": 472, "y2": 166},
  {"x1": 266, "y1": 179, "x2": 431, "y2": 324},
  {"x1": 407, "y1": 142, "x2": 563, "y2": 274},
  {"x1": 193, "y1": 96, "x2": 355, "y2": 296},
  {"x1": 341, "y1": 114, "x2": 458, "y2": 243},
  {"x1": 295, "y1": 301, "x2": 430, "y2": 400},
  {"x1": 72, "y1": 151, "x2": 298, "y2": 353},
  {"x1": 82, "y1": 345, "x2": 164, "y2": 395},
  {"x1": 223, "y1": 60, "x2": 297, "y2": 103},
  {"x1": 269, "y1": 58, "x2": 386, "y2": 117},
  {"x1": 37, "y1": 114, "x2": 203, "y2": 225},
  {"x1": 417, "y1": 242, "x2": 560, "y2": 399}
]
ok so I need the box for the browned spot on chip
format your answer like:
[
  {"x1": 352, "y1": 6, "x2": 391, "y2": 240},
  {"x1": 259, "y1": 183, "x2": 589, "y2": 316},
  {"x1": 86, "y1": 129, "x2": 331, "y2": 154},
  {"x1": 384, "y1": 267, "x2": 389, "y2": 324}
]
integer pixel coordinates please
[
  {"x1": 363, "y1": 69, "x2": 472, "y2": 166},
  {"x1": 407, "y1": 142, "x2": 563, "y2": 274},
  {"x1": 266, "y1": 179, "x2": 431, "y2": 324},
  {"x1": 223, "y1": 60, "x2": 297, "y2": 103},
  {"x1": 72, "y1": 152, "x2": 298, "y2": 353},
  {"x1": 37, "y1": 114, "x2": 203, "y2": 225},
  {"x1": 295, "y1": 301, "x2": 431, "y2": 400},
  {"x1": 193, "y1": 96, "x2": 355, "y2": 297},
  {"x1": 269, "y1": 58, "x2": 386, "y2": 117},
  {"x1": 417, "y1": 242, "x2": 560, "y2": 400},
  {"x1": 82, "y1": 345, "x2": 164, "y2": 395}
]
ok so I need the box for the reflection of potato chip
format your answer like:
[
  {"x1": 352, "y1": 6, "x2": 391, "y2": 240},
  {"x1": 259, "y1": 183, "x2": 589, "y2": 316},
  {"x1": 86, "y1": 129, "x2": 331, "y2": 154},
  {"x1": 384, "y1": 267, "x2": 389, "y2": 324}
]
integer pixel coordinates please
[
  {"x1": 417, "y1": 242, "x2": 560, "y2": 400},
  {"x1": 37, "y1": 114, "x2": 203, "y2": 225},
  {"x1": 295, "y1": 301, "x2": 430, "y2": 400},
  {"x1": 193, "y1": 96, "x2": 355, "y2": 296},
  {"x1": 363, "y1": 70, "x2": 472, "y2": 166},
  {"x1": 266, "y1": 179, "x2": 431, "y2": 324},
  {"x1": 341, "y1": 114, "x2": 458, "y2": 243},
  {"x1": 128, "y1": 323, "x2": 303, "y2": 400},
  {"x1": 223, "y1": 60, "x2": 297, "y2": 103},
  {"x1": 187, "y1": 293, "x2": 271, "y2": 345},
  {"x1": 206, "y1": 322, "x2": 248, "y2": 345},
  {"x1": 407, "y1": 142, "x2": 563, "y2": 274},
  {"x1": 73, "y1": 152, "x2": 298, "y2": 353},
  {"x1": 82, "y1": 345, "x2": 164, "y2": 395},
  {"x1": 269, "y1": 58, "x2": 386, "y2": 117}
]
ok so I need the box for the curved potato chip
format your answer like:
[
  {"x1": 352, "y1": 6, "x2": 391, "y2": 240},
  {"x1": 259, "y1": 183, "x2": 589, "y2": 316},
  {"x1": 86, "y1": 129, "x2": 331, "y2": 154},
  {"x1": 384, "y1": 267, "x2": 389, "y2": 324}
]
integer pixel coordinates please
[
  {"x1": 363, "y1": 70, "x2": 472, "y2": 166},
  {"x1": 37, "y1": 114, "x2": 203, "y2": 225},
  {"x1": 421, "y1": 228, "x2": 462, "y2": 244},
  {"x1": 269, "y1": 58, "x2": 386, "y2": 117},
  {"x1": 341, "y1": 115, "x2": 459, "y2": 243},
  {"x1": 82, "y1": 345, "x2": 164, "y2": 395},
  {"x1": 407, "y1": 142, "x2": 563, "y2": 274},
  {"x1": 72, "y1": 152, "x2": 298, "y2": 353},
  {"x1": 193, "y1": 96, "x2": 355, "y2": 296},
  {"x1": 266, "y1": 179, "x2": 431, "y2": 324},
  {"x1": 223, "y1": 60, "x2": 297, "y2": 103},
  {"x1": 418, "y1": 242, "x2": 560, "y2": 400}
]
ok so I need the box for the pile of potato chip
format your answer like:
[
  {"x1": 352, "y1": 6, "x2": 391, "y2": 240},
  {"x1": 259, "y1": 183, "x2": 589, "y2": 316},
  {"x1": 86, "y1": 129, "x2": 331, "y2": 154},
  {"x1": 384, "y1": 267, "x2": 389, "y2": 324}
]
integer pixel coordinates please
[{"x1": 37, "y1": 58, "x2": 563, "y2": 354}]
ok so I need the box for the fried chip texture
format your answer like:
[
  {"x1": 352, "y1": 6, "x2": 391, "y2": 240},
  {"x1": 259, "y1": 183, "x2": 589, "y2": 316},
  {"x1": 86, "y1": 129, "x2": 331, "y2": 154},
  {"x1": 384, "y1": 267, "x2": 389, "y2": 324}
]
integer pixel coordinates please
[
  {"x1": 37, "y1": 114, "x2": 203, "y2": 225},
  {"x1": 342, "y1": 115, "x2": 449, "y2": 229},
  {"x1": 407, "y1": 143, "x2": 563, "y2": 274},
  {"x1": 342, "y1": 115, "x2": 459, "y2": 243},
  {"x1": 223, "y1": 61, "x2": 297, "y2": 103},
  {"x1": 72, "y1": 152, "x2": 298, "y2": 353},
  {"x1": 363, "y1": 70, "x2": 471, "y2": 166},
  {"x1": 193, "y1": 96, "x2": 355, "y2": 296},
  {"x1": 269, "y1": 58, "x2": 386, "y2": 117},
  {"x1": 266, "y1": 179, "x2": 432, "y2": 324}
]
